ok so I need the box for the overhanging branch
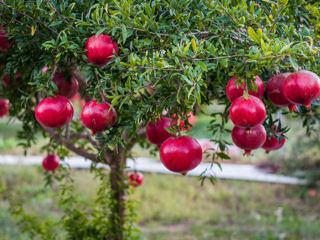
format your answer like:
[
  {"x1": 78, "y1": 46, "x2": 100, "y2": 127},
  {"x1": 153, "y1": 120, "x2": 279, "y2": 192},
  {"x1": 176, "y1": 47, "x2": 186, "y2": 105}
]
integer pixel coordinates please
[{"x1": 44, "y1": 127, "x2": 99, "y2": 162}]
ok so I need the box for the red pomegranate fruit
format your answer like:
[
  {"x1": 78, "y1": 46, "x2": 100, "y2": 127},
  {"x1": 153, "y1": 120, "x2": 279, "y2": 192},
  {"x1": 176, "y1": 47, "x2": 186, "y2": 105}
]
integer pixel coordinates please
[
  {"x1": 0, "y1": 26, "x2": 10, "y2": 50},
  {"x1": 262, "y1": 135, "x2": 286, "y2": 153},
  {"x1": 42, "y1": 154, "x2": 60, "y2": 172},
  {"x1": 128, "y1": 172, "x2": 144, "y2": 187},
  {"x1": 81, "y1": 100, "x2": 117, "y2": 134},
  {"x1": 232, "y1": 125, "x2": 267, "y2": 155},
  {"x1": 2, "y1": 72, "x2": 21, "y2": 88},
  {"x1": 35, "y1": 96, "x2": 74, "y2": 128},
  {"x1": 53, "y1": 72, "x2": 79, "y2": 99},
  {"x1": 160, "y1": 136, "x2": 202, "y2": 174},
  {"x1": 226, "y1": 76, "x2": 264, "y2": 102},
  {"x1": 266, "y1": 73, "x2": 297, "y2": 112},
  {"x1": 85, "y1": 34, "x2": 118, "y2": 66},
  {"x1": 283, "y1": 70, "x2": 320, "y2": 108},
  {"x1": 146, "y1": 117, "x2": 174, "y2": 146},
  {"x1": 0, "y1": 98, "x2": 9, "y2": 117},
  {"x1": 229, "y1": 95, "x2": 266, "y2": 128}
]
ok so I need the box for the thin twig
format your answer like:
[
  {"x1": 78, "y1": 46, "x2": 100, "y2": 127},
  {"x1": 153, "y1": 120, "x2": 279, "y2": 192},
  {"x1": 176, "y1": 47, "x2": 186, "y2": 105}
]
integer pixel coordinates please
[
  {"x1": 267, "y1": 4, "x2": 284, "y2": 37},
  {"x1": 217, "y1": 2, "x2": 238, "y2": 25},
  {"x1": 0, "y1": 1, "x2": 58, "y2": 35},
  {"x1": 138, "y1": 66, "x2": 183, "y2": 72},
  {"x1": 45, "y1": 0, "x2": 77, "y2": 32},
  {"x1": 69, "y1": 132, "x2": 99, "y2": 147},
  {"x1": 44, "y1": 127, "x2": 98, "y2": 162}
]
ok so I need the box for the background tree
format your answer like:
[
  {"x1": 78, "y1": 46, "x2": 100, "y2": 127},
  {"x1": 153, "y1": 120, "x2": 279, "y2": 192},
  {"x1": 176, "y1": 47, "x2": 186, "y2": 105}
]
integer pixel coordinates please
[{"x1": 0, "y1": 0, "x2": 320, "y2": 239}]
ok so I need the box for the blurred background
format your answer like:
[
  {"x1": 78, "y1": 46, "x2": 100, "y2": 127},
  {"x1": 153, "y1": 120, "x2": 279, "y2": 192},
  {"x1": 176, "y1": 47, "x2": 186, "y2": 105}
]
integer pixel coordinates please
[{"x1": 0, "y1": 102, "x2": 319, "y2": 240}]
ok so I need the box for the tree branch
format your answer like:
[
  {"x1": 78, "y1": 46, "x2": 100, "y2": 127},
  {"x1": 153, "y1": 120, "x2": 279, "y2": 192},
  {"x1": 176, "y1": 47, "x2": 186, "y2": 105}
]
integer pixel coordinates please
[
  {"x1": 44, "y1": 127, "x2": 99, "y2": 162},
  {"x1": 69, "y1": 132, "x2": 99, "y2": 147}
]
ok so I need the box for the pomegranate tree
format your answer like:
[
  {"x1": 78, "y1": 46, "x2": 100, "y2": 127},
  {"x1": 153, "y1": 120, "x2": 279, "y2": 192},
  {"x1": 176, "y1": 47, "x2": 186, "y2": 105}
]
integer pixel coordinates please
[{"x1": 1, "y1": 1, "x2": 320, "y2": 240}]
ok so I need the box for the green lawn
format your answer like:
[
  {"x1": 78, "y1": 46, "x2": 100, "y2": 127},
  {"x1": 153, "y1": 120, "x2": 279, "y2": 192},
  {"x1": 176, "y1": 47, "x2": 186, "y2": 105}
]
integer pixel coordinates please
[{"x1": 0, "y1": 165, "x2": 319, "y2": 240}]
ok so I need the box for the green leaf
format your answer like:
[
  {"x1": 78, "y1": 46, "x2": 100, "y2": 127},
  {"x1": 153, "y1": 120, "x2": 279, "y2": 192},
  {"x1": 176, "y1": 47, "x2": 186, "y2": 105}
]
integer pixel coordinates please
[
  {"x1": 96, "y1": 28, "x2": 106, "y2": 37},
  {"x1": 36, "y1": 0, "x2": 43, "y2": 8},
  {"x1": 248, "y1": 27, "x2": 260, "y2": 43},
  {"x1": 217, "y1": 152, "x2": 230, "y2": 160},
  {"x1": 122, "y1": 25, "x2": 127, "y2": 43},
  {"x1": 197, "y1": 61, "x2": 208, "y2": 72},
  {"x1": 289, "y1": 57, "x2": 299, "y2": 72}
]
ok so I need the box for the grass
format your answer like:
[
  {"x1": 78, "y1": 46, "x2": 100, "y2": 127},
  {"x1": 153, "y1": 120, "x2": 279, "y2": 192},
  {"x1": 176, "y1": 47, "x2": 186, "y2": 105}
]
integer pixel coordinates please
[{"x1": 0, "y1": 165, "x2": 319, "y2": 240}]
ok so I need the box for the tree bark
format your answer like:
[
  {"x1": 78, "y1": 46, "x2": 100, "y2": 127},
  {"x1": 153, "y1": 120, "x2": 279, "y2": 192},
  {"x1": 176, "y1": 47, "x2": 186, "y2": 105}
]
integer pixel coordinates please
[{"x1": 108, "y1": 147, "x2": 127, "y2": 240}]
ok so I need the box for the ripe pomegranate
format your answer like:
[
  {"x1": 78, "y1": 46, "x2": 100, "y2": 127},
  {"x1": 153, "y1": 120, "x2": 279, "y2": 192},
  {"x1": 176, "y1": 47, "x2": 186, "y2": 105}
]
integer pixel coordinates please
[
  {"x1": 128, "y1": 172, "x2": 144, "y2": 187},
  {"x1": 172, "y1": 112, "x2": 197, "y2": 131},
  {"x1": 232, "y1": 125, "x2": 266, "y2": 155},
  {"x1": 160, "y1": 136, "x2": 202, "y2": 174},
  {"x1": 35, "y1": 96, "x2": 74, "y2": 128},
  {"x1": 2, "y1": 72, "x2": 21, "y2": 87},
  {"x1": 0, "y1": 98, "x2": 9, "y2": 117},
  {"x1": 146, "y1": 117, "x2": 174, "y2": 146},
  {"x1": 266, "y1": 73, "x2": 297, "y2": 112},
  {"x1": 85, "y1": 34, "x2": 118, "y2": 66},
  {"x1": 226, "y1": 76, "x2": 264, "y2": 102},
  {"x1": 229, "y1": 95, "x2": 266, "y2": 128},
  {"x1": 81, "y1": 100, "x2": 117, "y2": 134},
  {"x1": 0, "y1": 26, "x2": 10, "y2": 50},
  {"x1": 262, "y1": 135, "x2": 286, "y2": 153},
  {"x1": 42, "y1": 154, "x2": 60, "y2": 172},
  {"x1": 283, "y1": 70, "x2": 320, "y2": 108},
  {"x1": 53, "y1": 72, "x2": 79, "y2": 99}
]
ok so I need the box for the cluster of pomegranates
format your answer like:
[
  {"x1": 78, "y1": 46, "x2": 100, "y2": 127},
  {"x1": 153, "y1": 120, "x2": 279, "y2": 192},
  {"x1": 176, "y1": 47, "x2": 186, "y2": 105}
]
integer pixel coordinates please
[
  {"x1": 3, "y1": 27, "x2": 320, "y2": 173},
  {"x1": 227, "y1": 70, "x2": 320, "y2": 155},
  {"x1": 146, "y1": 114, "x2": 202, "y2": 175},
  {"x1": 35, "y1": 95, "x2": 117, "y2": 135}
]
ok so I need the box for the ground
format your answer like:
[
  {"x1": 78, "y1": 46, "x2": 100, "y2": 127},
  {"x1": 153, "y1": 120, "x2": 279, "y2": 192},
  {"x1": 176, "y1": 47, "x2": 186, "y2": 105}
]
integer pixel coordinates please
[{"x1": 0, "y1": 165, "x2": 319, "y2": 240}]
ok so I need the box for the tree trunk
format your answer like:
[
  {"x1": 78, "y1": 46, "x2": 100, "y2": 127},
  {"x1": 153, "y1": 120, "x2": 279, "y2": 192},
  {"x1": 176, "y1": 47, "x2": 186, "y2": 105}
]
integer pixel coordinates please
[{"x1": 108, "y1": 148, "x2": 127, "y2": 240}]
